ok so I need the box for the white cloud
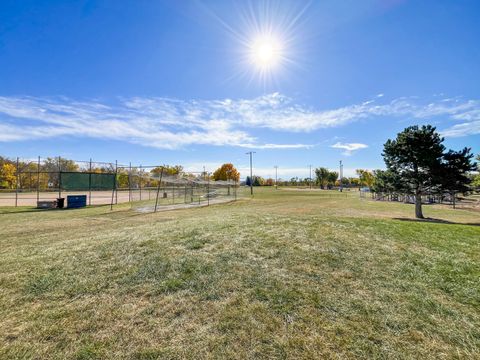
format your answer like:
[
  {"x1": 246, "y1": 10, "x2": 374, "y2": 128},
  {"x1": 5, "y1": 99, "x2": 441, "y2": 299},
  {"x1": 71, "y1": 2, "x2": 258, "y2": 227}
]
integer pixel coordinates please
[
  {"x1": 441, "y1": 121, "x2": 480, "y2": 138},
  {"x1": 0, "y1": 94, "x2": 479, "y2": 150},
  {"x1": 331, "y1": 142, "x2": 368, "y2": 156}
]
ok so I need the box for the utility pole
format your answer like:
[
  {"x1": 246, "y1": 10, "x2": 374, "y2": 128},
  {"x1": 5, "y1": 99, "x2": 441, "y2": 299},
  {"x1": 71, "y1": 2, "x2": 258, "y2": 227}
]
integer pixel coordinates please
[
  {"x1": 309, "y1": 165, "x2": 312, "y2": 189},
  {"x1": 246, "y1": 151, "x2": 256, "y2": 195},
  {"x1": 339, "y1": 160, "x2": 343, "y2": 192},
  {"x1": 274, "y1": 166, "x2": 278, "y2": 190}
]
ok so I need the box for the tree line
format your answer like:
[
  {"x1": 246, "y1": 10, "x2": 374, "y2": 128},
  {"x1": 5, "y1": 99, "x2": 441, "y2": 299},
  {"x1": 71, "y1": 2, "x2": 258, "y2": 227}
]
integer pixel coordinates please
[
  {"x1": 244, "y1": 170, "x2": 373, "y2": 189},
  {"x1": 242, "y1": 125, "x2": 479, "y2": 219}
]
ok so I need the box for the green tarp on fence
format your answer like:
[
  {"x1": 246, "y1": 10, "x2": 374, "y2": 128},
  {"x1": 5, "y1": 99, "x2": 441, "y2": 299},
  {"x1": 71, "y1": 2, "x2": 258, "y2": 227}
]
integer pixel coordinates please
[{"x1": 60, "y1": 172, "x2": 115, "y2": 191}]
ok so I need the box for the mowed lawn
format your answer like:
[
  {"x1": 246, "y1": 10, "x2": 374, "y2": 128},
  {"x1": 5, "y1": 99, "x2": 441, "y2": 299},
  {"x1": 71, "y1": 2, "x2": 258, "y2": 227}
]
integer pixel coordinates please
[{"x1": 0, "y1": 189, "x2": 479, "y2": 359}]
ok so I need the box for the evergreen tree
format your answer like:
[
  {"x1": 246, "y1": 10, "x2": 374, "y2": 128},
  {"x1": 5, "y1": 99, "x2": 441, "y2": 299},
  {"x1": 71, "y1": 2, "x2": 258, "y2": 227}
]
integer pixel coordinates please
[{"x1": 383, "y1": 125, "x2": 474, "y2": 218}]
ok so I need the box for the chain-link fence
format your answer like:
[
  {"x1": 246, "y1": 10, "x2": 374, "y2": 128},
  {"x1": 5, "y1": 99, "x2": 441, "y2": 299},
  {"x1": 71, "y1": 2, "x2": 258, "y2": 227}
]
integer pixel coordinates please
[
  {"x1": 119, "y1": 166, "x2": 238, "y2": 213},
  {"x1": 0, "y1": 157, "x2": 240, "y2": 211}
]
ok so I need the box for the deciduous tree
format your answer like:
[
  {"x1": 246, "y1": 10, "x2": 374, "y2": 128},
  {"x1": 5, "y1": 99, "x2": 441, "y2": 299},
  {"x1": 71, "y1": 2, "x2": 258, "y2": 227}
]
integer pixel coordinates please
[
  {"x1": 315, "y1": 167, "x2": 329, "y2": 189},
  {"x1": 0, "y1": 163, "x2": 16, "y2": 189},
  {"x1": 356, "y1": 169, "x2": 375, "y2": 188},
  {"x1": 327, "y1": 171, "x2": 338, "y2": 189},
  {"x1": 213, "y1": 163, "x2": 240, "y2": 182},
  {"x1": 151, "y1": 165, "x2": 183, "y2": 177}
]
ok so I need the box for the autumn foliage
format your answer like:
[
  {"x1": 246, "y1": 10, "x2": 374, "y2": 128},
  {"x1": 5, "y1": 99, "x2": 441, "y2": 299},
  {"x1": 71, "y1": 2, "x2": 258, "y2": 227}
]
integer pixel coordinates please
[{"x1": 213, "y1": 163, "x2": 240, "y2": 182}]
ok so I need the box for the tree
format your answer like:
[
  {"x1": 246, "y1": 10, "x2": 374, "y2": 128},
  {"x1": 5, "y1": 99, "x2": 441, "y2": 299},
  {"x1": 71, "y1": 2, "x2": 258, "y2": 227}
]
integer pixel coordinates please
[
  {"x1": 116, "y1": 169, "x2": 130, "y2": 188},
  {"x1": 371, "y1": 169, "x2": 396, "y2": 193},
  {"x1": 0, "y1": 163, "x2": 16, "y2": 189},
  {"x1": 341, "y1": 177, "x2": 350, "y2": 187},
  {"x1": 472, "y1": 154, "x2": 480, "y2": 190},
  {"x1": 17, "y1": 160, "x2": 39, "y2": 190},
  {"x1": 356, "y1": 169, "x2": 375, "y2": 188},
  {"x1": 383, "y1": 125, "x2": 474, "y2": 218},
  {"x1": 42, "y1": 157, "x2": 79, "y2": 172},
  {"x1": 151, "y1": 165, "x2": 183, "y2": 177},
  {"x1": 213, "y1": 163, "x2": 240, "y2": 182},
  {"x1": 349, "y1": 177, "x2": 360, "y2": 187},
  {"x1": 438, "y1": 148, "x2": 476, "y2": 206},
  {"x1": 327, "y1": 171, "x2": 338, "y2": 189},
  {"x1": 315, "y1": 167, "x2": 330, "y2": 189},
  {"x1": 253, "y1": 176, "x2": 264, "y2": 186},
  {"x1": 42, "y1": 157, "x2": 79, "y2": 188}
]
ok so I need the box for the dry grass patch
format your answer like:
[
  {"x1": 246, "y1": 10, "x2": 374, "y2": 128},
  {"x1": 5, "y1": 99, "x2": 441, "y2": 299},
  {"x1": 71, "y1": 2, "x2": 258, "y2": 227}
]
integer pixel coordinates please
[{"x1": 0, "y1": 188, "x2": 479, "y2": 359}]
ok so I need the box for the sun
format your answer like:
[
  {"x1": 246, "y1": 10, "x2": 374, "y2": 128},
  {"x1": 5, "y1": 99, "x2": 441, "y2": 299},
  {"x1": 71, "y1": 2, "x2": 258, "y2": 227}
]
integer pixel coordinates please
[
  {"x1": 249, "y1": 36, "x2": 283, "y2": 69},
  {"x1": 202, "y1": 0, "x2": 310, "y2": 86}
]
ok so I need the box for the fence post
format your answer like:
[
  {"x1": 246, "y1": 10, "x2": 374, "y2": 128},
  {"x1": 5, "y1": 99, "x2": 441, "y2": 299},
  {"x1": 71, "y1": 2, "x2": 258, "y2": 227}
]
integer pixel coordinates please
[
  {"x1": 128, "y1": 162, "x2": 132, "y2": 203},
  {"x1": 37, "y1": 156, "x2": 40, "y2": 204},
  {"x1": 139, "y1": 165, "x2": 142, "y2": 201},
  {"x1": 110, "y1": 160, "x2": 118, "y2": 211},
  {"x1": 89, "y1": 158, "x2": 92, "y2": 206},
  {"x1": 115, "y1": 160, "x2": 118, "y2": 204},
  {"x1": 57, "y1": 156, "x2": 62, "y2": 199},
  {"x1": 15, "y1": 157, "x2": 19, "y2": 207},
  {"x1": 154, "y1": 167, "x2": 164, "y2": 212},
  {"x1": 207, "y1": 173, "x2": 210, "y2": 206}
]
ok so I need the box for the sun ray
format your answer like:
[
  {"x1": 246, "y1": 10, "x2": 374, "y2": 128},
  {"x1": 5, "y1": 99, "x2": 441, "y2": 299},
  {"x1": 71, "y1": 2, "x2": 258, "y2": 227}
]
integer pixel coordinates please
[{"x1": 200, "y1": 0, "x2": 311, "y2": 89}]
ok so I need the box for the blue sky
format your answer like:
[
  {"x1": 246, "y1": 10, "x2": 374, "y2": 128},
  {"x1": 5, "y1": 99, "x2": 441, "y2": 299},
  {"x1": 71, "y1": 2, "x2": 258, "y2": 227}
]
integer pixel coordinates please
[{"x1": 0, "y1": 0, "x2": 479, "y2": 179}]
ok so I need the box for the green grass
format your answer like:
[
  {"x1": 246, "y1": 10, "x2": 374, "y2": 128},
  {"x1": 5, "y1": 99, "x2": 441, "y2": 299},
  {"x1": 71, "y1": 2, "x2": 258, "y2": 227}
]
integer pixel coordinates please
[{"x1": 0, "y1": 188, "x2": 479, "y2": 359}]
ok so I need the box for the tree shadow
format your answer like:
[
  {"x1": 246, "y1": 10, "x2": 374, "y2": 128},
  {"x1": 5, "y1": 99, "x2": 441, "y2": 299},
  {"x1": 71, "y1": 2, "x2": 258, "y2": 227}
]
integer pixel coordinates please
[{"x1": 393, "y1": 217, "x2": 480, "y2": 227}]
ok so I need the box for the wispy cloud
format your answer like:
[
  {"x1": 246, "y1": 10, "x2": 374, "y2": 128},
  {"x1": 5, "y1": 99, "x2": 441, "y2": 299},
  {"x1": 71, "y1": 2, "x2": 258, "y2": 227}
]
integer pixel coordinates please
[
  {"x1": 440, "y1": 121, "x2": 480, "y2": 138},
  {"x1": 0, "y1": 94, "x2": 479, "y2": 149},
  {"x1": 331, "y1": 142, "x2": 368, "y2": 156}
]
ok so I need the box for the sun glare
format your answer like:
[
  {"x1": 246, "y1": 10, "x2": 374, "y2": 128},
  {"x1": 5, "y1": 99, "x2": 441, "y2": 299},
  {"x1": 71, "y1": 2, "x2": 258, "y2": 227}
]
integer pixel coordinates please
[
  {"x1": 250, "y1": 36, "x2": 283, "y2": 69},
  {"x1": 203, "y1": 0, "x2": 311, "y2": 86}
]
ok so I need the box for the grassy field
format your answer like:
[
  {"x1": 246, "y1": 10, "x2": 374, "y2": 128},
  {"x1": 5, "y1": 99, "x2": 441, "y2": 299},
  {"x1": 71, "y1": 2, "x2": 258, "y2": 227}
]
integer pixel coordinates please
[{"x1": 0, "y1": 188, "x2": 479, "y2": 359}]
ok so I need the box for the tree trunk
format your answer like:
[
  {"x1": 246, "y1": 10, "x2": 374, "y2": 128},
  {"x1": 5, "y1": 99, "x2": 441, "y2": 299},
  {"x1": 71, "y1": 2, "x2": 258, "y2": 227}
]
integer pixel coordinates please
[{"x1": 415, "y1": 192, "x2": 424, "y2": 219}]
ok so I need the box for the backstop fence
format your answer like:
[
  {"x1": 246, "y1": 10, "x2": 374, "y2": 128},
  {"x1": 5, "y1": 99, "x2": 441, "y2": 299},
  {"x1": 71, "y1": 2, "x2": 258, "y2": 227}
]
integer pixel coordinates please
[{"x1": 0, "y1": 157, "x2": 239, "y2": 211}]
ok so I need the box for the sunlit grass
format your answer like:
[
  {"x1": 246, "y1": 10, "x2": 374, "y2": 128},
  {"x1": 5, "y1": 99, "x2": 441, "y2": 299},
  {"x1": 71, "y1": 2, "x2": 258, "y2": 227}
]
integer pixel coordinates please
[{"x1": 0, "y1": 188, "x2": 479, "y2": 358}]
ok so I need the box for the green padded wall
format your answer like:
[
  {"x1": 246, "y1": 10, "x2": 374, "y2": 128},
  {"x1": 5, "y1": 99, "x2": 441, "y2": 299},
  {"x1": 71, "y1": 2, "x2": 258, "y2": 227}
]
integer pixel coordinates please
[{"x1": 60, "y1": 172, "x2": 115, "y2": 191}]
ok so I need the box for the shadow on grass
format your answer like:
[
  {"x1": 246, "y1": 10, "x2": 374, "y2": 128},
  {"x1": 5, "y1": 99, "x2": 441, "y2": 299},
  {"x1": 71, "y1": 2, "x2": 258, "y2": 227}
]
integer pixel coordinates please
[
  {"x1": 393, "y1": 217, "x2": 480, "y2": 227},
  {"x1": 0, "y1": 204, "x2": 113, "y2": 215}
]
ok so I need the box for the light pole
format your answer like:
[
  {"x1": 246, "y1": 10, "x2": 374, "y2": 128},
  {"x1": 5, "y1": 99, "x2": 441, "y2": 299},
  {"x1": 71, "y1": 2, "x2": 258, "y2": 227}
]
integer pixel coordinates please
[
  {"x1": 309, "y1": 164, "x2": 312, "y2": 189},
  {"x1": 274, "y1": 165, "x2": 278, "y2": 190},
  {"x1": 246, "y1": 151, "x2": 255, "y2": 195}
]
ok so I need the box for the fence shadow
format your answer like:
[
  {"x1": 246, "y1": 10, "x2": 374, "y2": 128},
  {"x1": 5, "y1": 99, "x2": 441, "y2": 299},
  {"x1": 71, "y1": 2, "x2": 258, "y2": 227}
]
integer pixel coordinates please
[
  {"x1": 0, "y1": 204, "x2": 112, "y2": 215},
  {"x1": 393, "y1": 217, "x2": 480, "y2": 227}
]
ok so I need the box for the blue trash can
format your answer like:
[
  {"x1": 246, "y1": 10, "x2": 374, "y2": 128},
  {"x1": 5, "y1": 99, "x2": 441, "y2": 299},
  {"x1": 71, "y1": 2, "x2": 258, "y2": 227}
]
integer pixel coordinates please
[{"x1": 67, "y1": 195, "x2": 87, "y2": 208}]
